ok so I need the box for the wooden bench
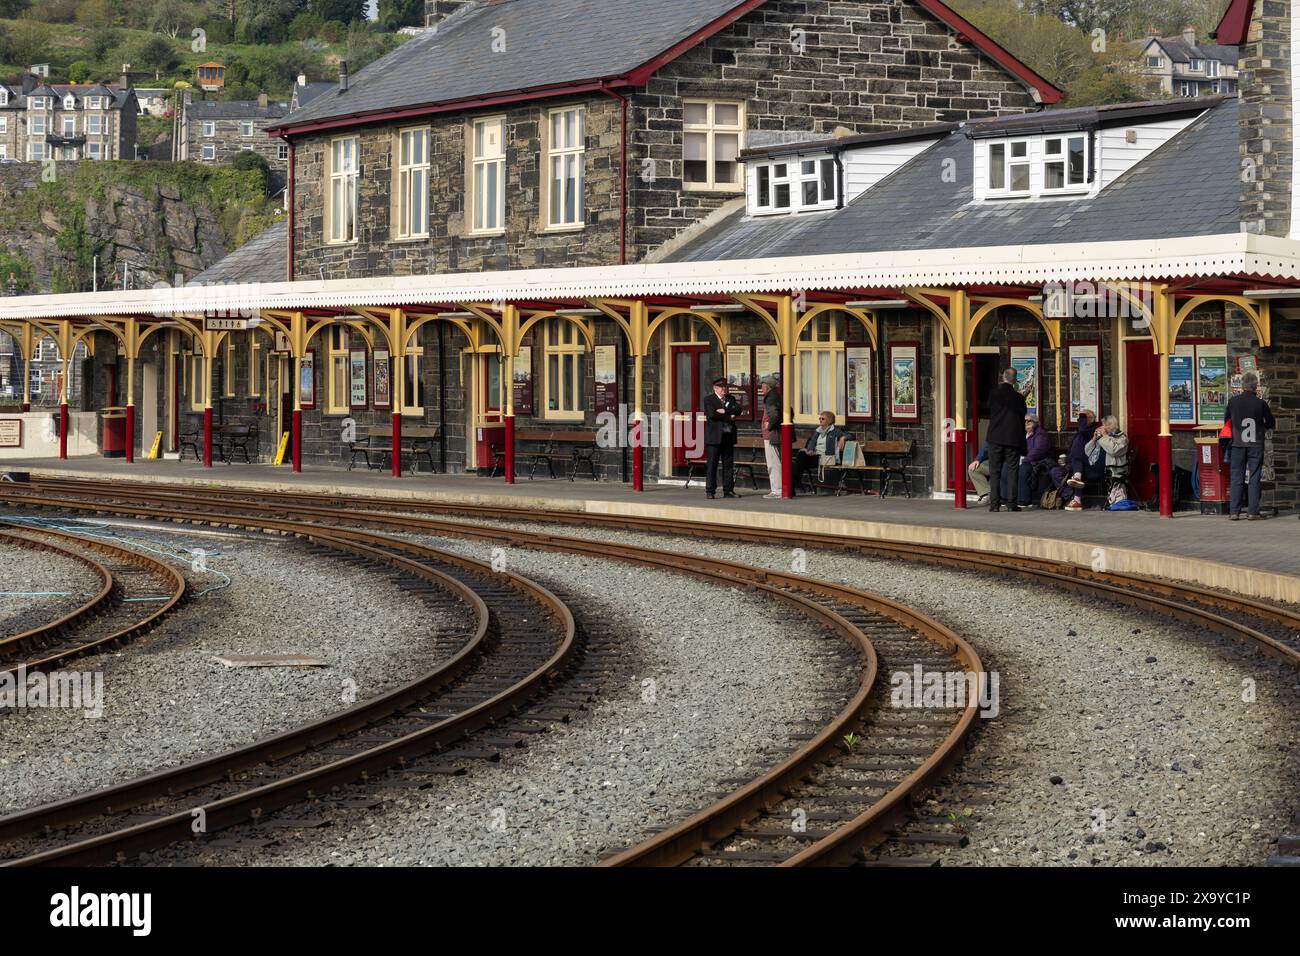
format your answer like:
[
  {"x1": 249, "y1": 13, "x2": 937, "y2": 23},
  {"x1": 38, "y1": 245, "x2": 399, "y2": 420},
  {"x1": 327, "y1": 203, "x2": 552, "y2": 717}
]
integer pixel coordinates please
[
  {"x1": 491, "y1": 429, "x2": 600, "y2": 480},
  {"x1": 832, "y1": 439, "x2": 915, "y2": 498},
  {"x1": 349, "y1": 424, "x2": 440, "y2": 475}
]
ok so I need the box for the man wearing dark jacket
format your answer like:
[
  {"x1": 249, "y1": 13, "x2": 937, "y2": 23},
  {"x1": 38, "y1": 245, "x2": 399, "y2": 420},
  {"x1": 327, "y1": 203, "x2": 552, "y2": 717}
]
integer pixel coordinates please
[
  {"x1": 702, "y1": 377, "x2": 742, "y2": 499},
  {"x1": 1227, "y1": 371, "x2": 1276, "y2": 520},
  {"x1": 986, "y1": 368, "x2": 1027, "y2": 512},
  {"x1": 1017, "y1": 414, "x2": 1054, "y2": 507},
  {"x1": 760, "y1": 376, "x2": 783, "y2": 499}
]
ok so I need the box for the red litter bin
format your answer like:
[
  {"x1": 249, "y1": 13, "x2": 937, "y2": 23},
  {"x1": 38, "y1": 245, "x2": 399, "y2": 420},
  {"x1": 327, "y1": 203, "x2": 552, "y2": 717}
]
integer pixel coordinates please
[
  {"x1": 101, "y1": 406, "x2": 127, "y2": 459},
  {"x1": 1195, "y1": 434, "x2": 1229, "y2": 515}
]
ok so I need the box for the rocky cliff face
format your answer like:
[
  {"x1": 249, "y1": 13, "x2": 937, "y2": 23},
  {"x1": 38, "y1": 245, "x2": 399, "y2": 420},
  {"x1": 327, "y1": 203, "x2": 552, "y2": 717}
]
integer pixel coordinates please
[{"x1": 0, "y1": 161, "x2": 278, "y2": 293}]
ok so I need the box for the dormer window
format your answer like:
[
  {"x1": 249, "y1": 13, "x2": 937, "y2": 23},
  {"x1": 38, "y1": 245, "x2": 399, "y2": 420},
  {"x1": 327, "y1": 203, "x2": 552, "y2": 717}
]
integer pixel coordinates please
[
  {"x1": 751, "y1": 155, "x2": 837, "y2": 215},
  {"x1": 63, "y1": 94, "x2": 76, "y2": 109},
  {"x1": 1189, "y1": 59, "x2": 1203, "y2": 72},
  {"x1": 982, "y1": 133, "x2": 1090, "y2": 200},
  {"x1": 86, "y1": 96, "x2": 102, "y2": 109},
  {"x1": 988, "y1": 140, "x2": 1030, "y2": 194},
  {"x1": 0, "y1": 89, "x2": 8, "y2": 106},
  {"x1": 1043, "y1": 135, "x2": 1087, "y2": 191}
]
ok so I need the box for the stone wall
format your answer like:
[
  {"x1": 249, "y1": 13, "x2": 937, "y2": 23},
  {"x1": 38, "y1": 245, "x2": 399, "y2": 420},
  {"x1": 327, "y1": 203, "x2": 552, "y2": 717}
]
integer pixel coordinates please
[{"x1": 1239, "y1": 0, "x2": 1292, "y2": 236}]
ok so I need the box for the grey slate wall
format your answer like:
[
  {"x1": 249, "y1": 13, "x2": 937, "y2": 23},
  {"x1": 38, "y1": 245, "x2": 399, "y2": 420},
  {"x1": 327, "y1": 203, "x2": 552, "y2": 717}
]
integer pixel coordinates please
[{"x1": 1239, "y1": 0, "x2": 1292, "y2": 236}]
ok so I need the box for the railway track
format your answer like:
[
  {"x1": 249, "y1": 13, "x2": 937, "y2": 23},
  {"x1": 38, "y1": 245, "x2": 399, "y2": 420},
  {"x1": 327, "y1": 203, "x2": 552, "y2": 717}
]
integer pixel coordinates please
[
  {"x1": 0, "y1": 522, "x2": 187, "y2": 679},
  {"x1": 3, "y1": 477, "x2": 1299, "y2": 866}
]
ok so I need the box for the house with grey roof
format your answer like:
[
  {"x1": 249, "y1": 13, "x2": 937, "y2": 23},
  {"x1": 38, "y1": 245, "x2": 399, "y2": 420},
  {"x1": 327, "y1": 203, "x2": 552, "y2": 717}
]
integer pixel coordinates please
[
  {"x1": 1134, "y1": 26, "x2": 1238, "y2": 98},
  {"x1": 0, "y1": 72, "x2": 137, "y2": 162},
  {"x1": 173, "y1": 92, "x2": 289, "y2": 179}
]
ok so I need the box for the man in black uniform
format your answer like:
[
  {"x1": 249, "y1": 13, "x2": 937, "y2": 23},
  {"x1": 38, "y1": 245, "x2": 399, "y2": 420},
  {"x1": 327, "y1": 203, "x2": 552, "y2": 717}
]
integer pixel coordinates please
[
  {"x1": 703, "y1": 377, "x2": 741, "y2": 499},
  {"x1": 986, "y1": 368, "x2": 1028, "y2": 512}
]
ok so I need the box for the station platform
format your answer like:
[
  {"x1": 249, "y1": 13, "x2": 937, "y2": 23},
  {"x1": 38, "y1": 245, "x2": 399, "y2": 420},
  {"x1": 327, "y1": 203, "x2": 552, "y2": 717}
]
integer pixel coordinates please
[{"x1": 3, "y1": 456, "x2": 1297, "y2": 603}]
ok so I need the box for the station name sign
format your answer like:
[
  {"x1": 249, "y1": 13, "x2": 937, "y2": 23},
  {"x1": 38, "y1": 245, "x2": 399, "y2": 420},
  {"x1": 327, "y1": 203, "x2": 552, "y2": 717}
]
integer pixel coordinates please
[{"x1": 204, "y1": 318, "x2": 250, "y2": 332}]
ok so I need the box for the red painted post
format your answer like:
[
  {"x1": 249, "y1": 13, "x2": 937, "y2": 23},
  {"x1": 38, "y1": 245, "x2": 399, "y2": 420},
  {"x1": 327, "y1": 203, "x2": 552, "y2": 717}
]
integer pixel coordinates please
[
  {"x1": 633, "y1": 440, "x2": 644, "y2": 492},
  {"x1": 953, "y1": 428, "x2": 968, "y2": 509},
  {"x1": 504, "y1": 415, "x2": 515, "y2": 484},
  {"x1": 391, "y1": 413, "x2": 403, "y2": 477},
  {"x1": 781, "y1": 422, "x2": 794, "y2": 499},
  {"x1": 59, "y1": 403, "x2": 68, "y2": 459},
  {"x1": 125, "y1": 405, "x2": 135, "y2": 464},
  {"x1": 292, "y1": 409, "x2": 302, "y2": 473},
  {"x1": 203, "y1": 407, "x2": 213, "y2": 468},
  {"x1": 1158, "y1": 434, "x2": 1173, "y2": 517}
]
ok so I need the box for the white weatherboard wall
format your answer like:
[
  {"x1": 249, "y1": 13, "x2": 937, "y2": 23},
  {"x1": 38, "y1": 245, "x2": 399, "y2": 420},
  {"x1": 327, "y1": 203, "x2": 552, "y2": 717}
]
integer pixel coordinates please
[
  {"x1": 1097, "y1": 117, "x2": 1196, "y2": 188},
  {"x1": 841, "y1": 139, "x2": 940, "y2": 201}
]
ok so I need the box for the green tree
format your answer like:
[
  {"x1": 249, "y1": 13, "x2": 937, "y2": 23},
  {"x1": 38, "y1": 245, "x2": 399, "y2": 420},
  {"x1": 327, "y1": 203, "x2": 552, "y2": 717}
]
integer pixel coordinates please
[
  {"x1": 8, "y1": 21, "x2": 52, "y2": 66},
  {"x1": 88, "y1": 26, "x2": 121, "y2": 60},
  {"x1": 377, "y1": 0, "x2": 423, "y2": 30},
  {"x1": 312, "y1": 0, "x2": 367, "y2": 24},
  {"x1": 132, "y1": 34, "x2": 181, "y2": 73},
  {"x1": 231, "y1": 149, "x2": 271, "y2": 195},
  {"x1": 67, "y1": 60, "x2": 94, "y2": 83},
  {"x1": 0, "y1": 0, "x2": 30, "y2": 18}
]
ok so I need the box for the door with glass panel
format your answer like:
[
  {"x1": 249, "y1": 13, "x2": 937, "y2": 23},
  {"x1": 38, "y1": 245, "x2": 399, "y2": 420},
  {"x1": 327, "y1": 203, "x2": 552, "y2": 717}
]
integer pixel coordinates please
[
  {"x1": 472, "y1": 352, "x2": 503, "y2": 473},
  {"x1": 670, "y1": 344, "x2": 716, "y2": 469},
  {"x1": 795, "y1": 313, "x2": 846, "y2": 429}
]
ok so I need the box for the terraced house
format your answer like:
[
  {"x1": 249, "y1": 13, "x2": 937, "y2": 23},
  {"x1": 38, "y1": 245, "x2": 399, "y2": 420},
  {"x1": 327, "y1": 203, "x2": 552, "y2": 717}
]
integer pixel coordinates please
[{"x1": 0, "y1": 73, "x2": 138, "y2": 162}]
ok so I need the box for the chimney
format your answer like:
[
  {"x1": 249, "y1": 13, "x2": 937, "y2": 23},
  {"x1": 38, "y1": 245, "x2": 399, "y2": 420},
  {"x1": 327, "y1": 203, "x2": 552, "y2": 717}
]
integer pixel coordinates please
[
  {"x1": 426, "y1": 0, "x2": 476, "y2": 30},
  {"x1": 257, "y1": 91, "x2": 268, "y2": 108},
  {"x1": 1238, "y1": 0, "x2": 1294, "y2": 237},
  {"x1": 121, "y1": 63, "x2": 132, "y2": 88},
  {"x1": 338, "y1": 61, "x2": 349, "y2": 94},
  {"x1": 1182, "y1": 25, "x2": 1196, "y2": 46},
  {"x1": 20, "y1": 73, "x2": 36, "y2": 95},
  {"x1": 1146, "y1": 26, "x2": 1159, "y2": 38},
  {"x1": 297, "y1": 73, "x2": 307, "y2": 87}
]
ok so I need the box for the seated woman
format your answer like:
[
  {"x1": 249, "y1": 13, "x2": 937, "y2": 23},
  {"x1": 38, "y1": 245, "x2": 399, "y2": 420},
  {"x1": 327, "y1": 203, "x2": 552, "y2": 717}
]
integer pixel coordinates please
[
  {"x1": 1017, "y1": 414, "x2": 1054, "y2": 507},
  {"x1": 790, "y1": 410, "x2": 844, "y2": 495}
]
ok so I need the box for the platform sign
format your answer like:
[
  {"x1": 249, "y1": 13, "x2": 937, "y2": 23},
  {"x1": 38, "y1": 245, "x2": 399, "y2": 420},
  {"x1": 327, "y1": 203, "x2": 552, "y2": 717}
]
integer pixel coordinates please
[
  {"x1": 205, "y1": 318, "x2": 249, "y2": 332},
  {"x1": 1167, "y1": 344, "x2": 1196, "y2": 426},
  {"x1": 274, "y1": 431, "x2": 290, "y2": 466},
  {"x1": 0, "y1": 419, "x2": 21, "y2": 448},
  {"x1": 754, "y1": 345, "x2": 779, "y2": 385},
  {"x1": 146, "y1": 431, "x2": 162, "y2": 460}
]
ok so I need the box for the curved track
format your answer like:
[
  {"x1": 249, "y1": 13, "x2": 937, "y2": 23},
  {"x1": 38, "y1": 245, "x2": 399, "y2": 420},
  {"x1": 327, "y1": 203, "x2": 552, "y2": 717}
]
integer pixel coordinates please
[
  {"x1": 3, "y1": 477, "x2": 1299, "y2": 867},
  {"x1": 0, "y1": 522, "x2": 187, "y2": 679}
]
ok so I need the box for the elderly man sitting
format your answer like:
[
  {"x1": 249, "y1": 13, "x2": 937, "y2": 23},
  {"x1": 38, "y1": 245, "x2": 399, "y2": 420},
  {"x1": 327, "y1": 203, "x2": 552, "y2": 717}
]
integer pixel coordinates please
[
  {"x1": 790, "y1": 410, "x2": 844, "y2": 495},
  {"x1": 1064, "y1": 414, "x2": 1130, "y2": 511}
]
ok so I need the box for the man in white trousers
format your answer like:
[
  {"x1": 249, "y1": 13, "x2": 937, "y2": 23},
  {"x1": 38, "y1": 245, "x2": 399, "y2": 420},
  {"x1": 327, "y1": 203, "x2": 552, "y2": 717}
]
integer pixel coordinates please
[{"x1": 760, "y1": 376, "x2": 783, "y2": 499}]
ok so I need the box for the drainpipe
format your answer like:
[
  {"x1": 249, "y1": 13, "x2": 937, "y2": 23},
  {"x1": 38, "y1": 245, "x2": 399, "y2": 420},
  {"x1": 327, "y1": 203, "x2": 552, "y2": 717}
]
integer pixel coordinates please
[
  {"x1": 834, "y1": 152, "x2": 845, "y2": 209},
  {"x1": 437, "y1": 322, "x2": 447, "y2": 473},
  {"x1": 599, "y1": 85, "x2": 629, "y2": 264},
  {"x1": 287, "y1": 140, "x2": 296, "y2": 281}
]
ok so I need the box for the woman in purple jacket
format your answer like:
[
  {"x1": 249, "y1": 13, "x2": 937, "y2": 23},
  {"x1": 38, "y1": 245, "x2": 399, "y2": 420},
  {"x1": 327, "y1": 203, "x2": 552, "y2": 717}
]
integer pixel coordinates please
[{"x1": 1017, "y1": 414, "x2": 1054, "y2": 506}]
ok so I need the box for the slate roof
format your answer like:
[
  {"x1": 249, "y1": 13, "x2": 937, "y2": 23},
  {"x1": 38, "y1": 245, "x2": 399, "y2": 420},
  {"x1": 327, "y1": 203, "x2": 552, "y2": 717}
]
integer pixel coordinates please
[
  {"x1": 1149, "y1": 36, "x2": 1238, "y2": 64},
  {"x1": 190, "y1": 218, "x2": 289, "y2": 285},
  {"x1": 290, "y1": 82, "x2": 334, "y2": 113},
  {"x1": 186, "y1": 99, "x2": 289, "y2": 120},
  {"x1": 665, "y1": 97, "x2": 1239, "y2": 263}
]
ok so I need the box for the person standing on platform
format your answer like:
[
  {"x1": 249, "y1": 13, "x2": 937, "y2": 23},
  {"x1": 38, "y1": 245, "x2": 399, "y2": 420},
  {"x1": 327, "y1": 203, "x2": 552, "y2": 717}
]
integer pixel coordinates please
[
  {"x1": 703, "y1": 377, "x2": 741, "y2": 500},
  {"x1": 1227, "y1": 371, "x2": 1275, "y2": 521},
  {"x1": 760, "y1": 376, "x2": 783, "y2": 500},
  {"x1": 986, "y1": 368, "x2": 1027, "y2": 512}
]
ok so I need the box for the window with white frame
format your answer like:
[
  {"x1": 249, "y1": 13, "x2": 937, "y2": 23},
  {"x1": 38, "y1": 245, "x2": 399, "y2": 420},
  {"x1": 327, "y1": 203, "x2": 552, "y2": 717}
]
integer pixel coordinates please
[
  {"x1": 1189, "y1": 58, "x2": 1203, "y2": 72},
  {"x1": 543, "y1": 319, "x2": 585, "y2": 419},
  {"x1": 1146, "y1": 56, "x2": 1163, "y2": 68},
  {"x1": 403, "y1": 327, "x2": 425, "y2": 415},
  {"x1": 546, "y1": 106, "x2": 585, "y2": 229},
  {"x1": 1042, "y1": 134, "x2": 1088, "y2": 191},
  {"x1": 329, "y1": 136, "x2": 359, "y2": 243},
  {"x1": 248, "y1": 333, "x2": 263, "y2": 397},
  {"x1": 30, "y1": 368, "x2": 41, "y2": 396},
  {"x1": 395, "y1": 126, "x2": 429, "y2": 239},
  {"x1": 29, "y1": 142, "x2": 44, "y2": 161},
  {"x1": 203, "y1": 120, "x2": 214, "y2": 137},
  {"x1": 30, "y1": 115, "x2": 45, "y2": 135},
  {"x1": 0, "y1": 146, "x2": 7, "y2": 160},
  {"x1": 187, "y1": 343, "x2": 205, "y2": 411},
  {"x1": 987, "y1": 140, "x2": 1030, "y2": 194},
  {"x1": 751, "y1": 156, "x2": 837, "y2": 215},
  {"x1": 0, "y1": 89, "x2": 7, "y2": 106},
  {"x1": 326, "y1": 326, "x2": 350, "y2": 414},
  {"x1": 1207, "y1": 59, "x2": 1221, "y2": 78},
  {"x1": 223, "y1": 336, "x2": 236, "y2": 397},
  {"x1": 683, "y1": 100, "x2": 743, "y2": 192},
  {"x1": 0, "y1": 117, "x2": 6, "y2": 134},
  {"x1": 241, "y1": 120, "x2": 254, "y2": 136},
  {"x1": 201, "y1": 144, "x2": 215, "y2": 160},
  {"x1": 86, "y1": 114, "x2": 102, "y2": 135},
  {"x1": 87, "y1": 143, "x2": 102, "y2": 159},
  {"x1": 61, "y1": 115, "x2": 75, "y2": 136},
  {"x1": 86, "y1": 96, "x2": 101, "y2": 109},
  {"x1": 1178, "y1": 81, "x2": 1195, "y2": 97},
  {"x1": 29, "y1": 96, "x2": 47, "y2": 110},
  {"x1": 278, "y1": 143, "x2": 288, "y2": 161},
  {"x1": 63, "y1": 94, "x2": 75, "y2": 109},
  {"x1": 794, "y1": 312, "x2": 846, "y2": 424},
  {"x1": 240, "y1": 144, "x2": 253, "y2": 151},
  {"x1": 469, "y1": 116, "x2": 505, "y2": 234}
]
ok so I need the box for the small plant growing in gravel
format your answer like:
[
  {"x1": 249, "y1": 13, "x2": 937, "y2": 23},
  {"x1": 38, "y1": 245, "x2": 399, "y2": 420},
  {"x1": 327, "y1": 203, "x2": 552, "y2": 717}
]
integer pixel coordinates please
[
  {"x1": 842, "y1": 732, "x2": 859, "y2": 752},
  {"x1": 947, "y1": 807, "x2": 974, "y2": 834}
]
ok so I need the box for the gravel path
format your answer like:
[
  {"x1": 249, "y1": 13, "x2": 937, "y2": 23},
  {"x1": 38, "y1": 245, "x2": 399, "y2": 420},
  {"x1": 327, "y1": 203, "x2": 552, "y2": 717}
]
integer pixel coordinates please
[
  {"x1": 411, "y1": 518, "x2": 1300, "y2": 867},
  {"x1": 175, "y1": 538, "x2": 862, "y2": 867},
  {"x1": 0, "y1": 524, "x2": 458, "y2": 815},
  {"x1": 0, "y1": 536, "x2": 103, "y2": 638}
]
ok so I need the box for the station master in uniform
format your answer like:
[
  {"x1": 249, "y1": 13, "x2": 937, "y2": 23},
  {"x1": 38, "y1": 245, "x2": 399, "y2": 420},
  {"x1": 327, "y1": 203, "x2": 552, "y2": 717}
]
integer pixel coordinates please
[{"x1": 703, "y1": 377, "x2": 742, "y2": 499}]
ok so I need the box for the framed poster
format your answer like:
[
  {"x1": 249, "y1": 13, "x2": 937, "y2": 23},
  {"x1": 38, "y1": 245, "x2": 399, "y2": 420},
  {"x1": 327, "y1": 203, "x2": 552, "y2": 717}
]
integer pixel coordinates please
[
  {"x1": 593, "y1": 345, "x2": 617, "y2": 416},
  {"x1": 1009, "y1": 343, "x2": 1040, "y2": 419},
  {"x1": 0, "y1": 419, "x2": 21, "y2": 448},
  {"x1": 373, "y1": 348, "x2": 391, "y2": 409},
  {"x1": 512, "y1": 346, "x2": 534, "y2": 416},
  {"x1": 349, "y1": 349, "x2": 368, "y2": 409},
  {"x1": 1196, "y1": 342, "x2": 1228, "y2": 424},
  {"x1": 299, "y1": 349, "x2": 316, "y2": 410},
  {"x1": 725, "y1": 345, "x2": 754, "y2": 419},
  {"x1": 845, "y1": 345, "x2": 874, "y2": 421},
  {"x1": 754, "y1": 345, "x2": 780, "y2": 386},
  {"x1": 889, "y1": 343, "x2": 919, "y2": 422},
  {"x1": 1067, "y1": 342, "x2": 1101, "y2": 421},
  {"x1": 274, "y1": 331, "x2": 290, "y2": 353},
  {"x1": 1167, "y1": 343, "x2": 1197, "y2": 426}
]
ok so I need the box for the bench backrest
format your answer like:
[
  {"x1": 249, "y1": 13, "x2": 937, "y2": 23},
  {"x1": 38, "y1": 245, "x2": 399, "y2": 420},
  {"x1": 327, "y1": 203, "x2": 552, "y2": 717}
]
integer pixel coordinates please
[
  {"x1": 515, "y1": 430, "x2": 597, "y2": 443},
  {"x1": 862, "y1": 439, "x2": 913, "y2": 455},
  {"x1": 402, "y1": 426, "x2": 440, "y2": 440},
  {"x1": 735, "y1": 435, "x2": 768, "y2": 449}
]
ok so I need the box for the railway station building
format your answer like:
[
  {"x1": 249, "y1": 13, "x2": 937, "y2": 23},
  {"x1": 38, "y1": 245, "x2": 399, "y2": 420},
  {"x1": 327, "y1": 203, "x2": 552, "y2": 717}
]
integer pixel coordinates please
[{"x1": 0, "y1": 0, "x2": 1295, "y2": 516}]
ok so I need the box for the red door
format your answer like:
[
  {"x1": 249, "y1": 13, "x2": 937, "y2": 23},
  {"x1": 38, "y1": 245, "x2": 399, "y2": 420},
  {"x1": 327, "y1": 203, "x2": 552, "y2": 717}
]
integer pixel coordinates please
[
  {"x1": 1124, "y1": 341, "x2": 1159, "y2": 502},
  {"x1": 474, "y1": 353, "x2": 503, "y2": 471},
  {"x1": 671, "y1": 345, "x2": 715, "y2": 469}
]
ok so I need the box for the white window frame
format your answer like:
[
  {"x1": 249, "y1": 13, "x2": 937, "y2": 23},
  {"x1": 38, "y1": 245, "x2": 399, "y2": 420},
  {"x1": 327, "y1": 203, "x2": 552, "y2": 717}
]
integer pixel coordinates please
[
  {"x1": 86, "y1": 96, "x2": 101, "y2": 109},
  {"x1": 1189, "y1": 58, "x2": 1203, "y2": 72},
  {"x1": 278, "y1": 143, "x2": 288, "y2": 161},
  {"x1": 1207, "y1": 59, "x2": 1221, "y2": 78},
  {"x1": 1041, "y1": 133, "x2": 1089, "y2": 193},
  {"x1": 328, "y1": 136, "x2": 359, "y2": 245},
  {"x1": 86, "y1": 113, "x2": 103, "y2": 135},
  {"x1": 1179, "y1": 81, "x2": 1195, "y2": 97},
  {"x1": 751, "y1": 155, "x2": 837, "y2": 216},
  {"x1": 403, "y1": 327, "x2": 425, "y2": 416},
  {"x1": 30, "y1": 115, "x2": 45, "y2": 136},
  {"x1": 29, "y1": 96, "x2": 47, "y2": 111},
  {"x1": 0, "y1": 117, "x2": 7, "y2": 135},
  {"x1": 222, "y1": 336, "x2": 236, "y2": 398},
  {"x1": 394, "y1": 126, "x2": 430, "y2": 240},
  {"x1": 248, "y1": 333, "x2": 263, "y2": 398},
  {"x1": 793, "y1": 313, "x2": 846, "y2": 425},
  {"x1": 0, "y1": 146, "x2": 7, "y2": 160},
  {"x1": 543, "y1": 319, "x2": 586, "y2": 420},
  {"x1": 682, "y1": 99, "x2": 744, "y2": 193},
  {"x1": 202, "y1": 120, "x2": 215, "y2": 137},
  {"x1": 61, "y1": 115, "x2": 75, "y2": 136},
  {"x1": 87, "y1": 143, "x2": 102, "y2": 160},
  {"x1": 29, "y1": 142, "x2": 44, "y2": 161},
  {"x1": 1146, "y1": 56, "x2": 1163, "y2": 68},
  {"x1": 0, "y1": 89, "x2": 7, "y2": 106},
  {"x1": 469, "y1": 115, "x2": 506, "y2": 235},
  {"x1": 241, "y1": 120, "x2": 254, "y2": 137},
  {"x1": 201, "y1": 144, "x2": 215, "y2": 160},
  {"x1": 544, "y1": 106, "x2": 585, "y2": 230},
  {"x1": 63, "y1": 94, "x2": 75, "y2": 109},
  {"x1": 986, "y1": 139, "x2": 1032, "y2": 196},
  {"x1": 325, "y1": 326, "x2": 350, "y2": 415},
  {"x1": 30, "y1": 368, "x2": 41, "y2": 396}
]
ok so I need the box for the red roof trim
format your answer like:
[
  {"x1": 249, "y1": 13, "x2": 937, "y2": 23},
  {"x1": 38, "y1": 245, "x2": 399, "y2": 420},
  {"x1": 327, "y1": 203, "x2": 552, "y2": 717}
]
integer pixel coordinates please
[
  {"x1": 914, "y1": 0, "x2": 1064, "y2": 104},
  {"x1": 1215, "y1": 0, "x2": 1254, "y2": 45},
  {"x1": 273, "y1": 0, "x2": 1063, "y2": 136}
]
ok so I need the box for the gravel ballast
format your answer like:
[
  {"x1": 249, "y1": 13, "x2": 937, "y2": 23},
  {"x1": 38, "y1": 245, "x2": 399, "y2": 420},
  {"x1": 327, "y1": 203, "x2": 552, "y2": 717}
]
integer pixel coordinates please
[
  {"x1": 0, "y1": 524, "x2": 459, "y2": 814},
  {"x1": 0, "y1": 536, "x2": 103, "y2": 638},
  {"x1": 176, "y1": 538, "x2": 862, "y2": 867}
]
